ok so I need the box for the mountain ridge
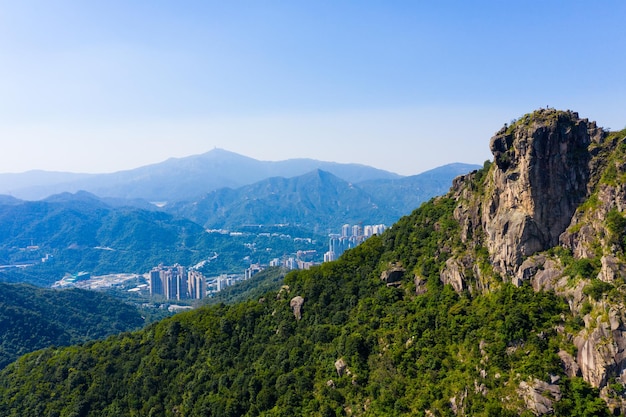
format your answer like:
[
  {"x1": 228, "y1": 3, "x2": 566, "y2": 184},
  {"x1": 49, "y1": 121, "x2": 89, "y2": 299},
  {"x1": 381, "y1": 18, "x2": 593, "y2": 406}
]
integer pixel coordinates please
[
  {"x1": 166, "y1": 163, "x2": 479, "y2": 232},
  {"x1": 0, "y1": 148, "x2": 408, "y2": 202}
]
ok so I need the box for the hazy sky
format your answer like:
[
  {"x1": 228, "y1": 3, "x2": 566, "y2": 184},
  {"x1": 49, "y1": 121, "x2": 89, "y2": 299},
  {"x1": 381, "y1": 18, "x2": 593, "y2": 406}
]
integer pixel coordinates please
[{"x1": 1, "y1": 1, "x2": 625, "y2": 176}]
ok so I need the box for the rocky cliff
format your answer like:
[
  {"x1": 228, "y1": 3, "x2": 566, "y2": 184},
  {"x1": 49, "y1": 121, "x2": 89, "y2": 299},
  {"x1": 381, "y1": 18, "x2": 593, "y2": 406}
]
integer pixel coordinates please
[{"x1": 443, "y1": 108, "x2": 626, "y2": 413}]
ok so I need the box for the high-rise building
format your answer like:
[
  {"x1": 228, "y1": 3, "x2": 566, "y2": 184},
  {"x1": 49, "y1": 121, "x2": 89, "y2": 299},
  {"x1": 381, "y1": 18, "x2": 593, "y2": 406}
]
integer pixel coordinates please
[
  {"x1": 324, "y1": 223, "x2": 386, "y2": 263},
  {"x1": 149, "y1": 269, "x2": 163, "y2": 297},
  {"x1": 373, "y1": 224, "x2": 386, "y2": 235},
  {"x1": 245, "y1": 264, "x2": 263, "y2": 279},
  {"x1": 216, "y1": 274, "x2": 229, "y2": 292},
  {"x1": 149, "y1": 264, "x2": 205, "y2": 300},
  {"x1": 187, "y1": 269, "x2": 206, "y2": 300},
  {"x1": 286, "y1": 257, "x2": 297, "y2": 270},
  {"x1": 269, "y1": 258, "x2": 281, "y2": 267}
]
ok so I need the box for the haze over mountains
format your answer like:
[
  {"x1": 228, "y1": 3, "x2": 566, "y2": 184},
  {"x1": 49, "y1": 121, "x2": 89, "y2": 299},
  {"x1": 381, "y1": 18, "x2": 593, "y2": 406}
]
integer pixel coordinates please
[
  {"x1": 0, "y1": 148, "x2": 479, "y2": 292},
  {"x1": 0, "y1": 149, "x2": 407, "y2": 202},
  {"x1": 0, "y1": 148, "x2": 480, "y2": 234}
]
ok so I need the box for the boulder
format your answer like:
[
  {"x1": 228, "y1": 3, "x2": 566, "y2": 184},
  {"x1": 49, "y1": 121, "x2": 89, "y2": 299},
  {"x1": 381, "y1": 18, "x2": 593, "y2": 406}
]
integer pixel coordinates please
[
  {"x1": 289, "y1": 296, "x2": 304, "y2": 320},
  {"x1": 335, "y1": 358, "x2": 347, "y2": 377}
]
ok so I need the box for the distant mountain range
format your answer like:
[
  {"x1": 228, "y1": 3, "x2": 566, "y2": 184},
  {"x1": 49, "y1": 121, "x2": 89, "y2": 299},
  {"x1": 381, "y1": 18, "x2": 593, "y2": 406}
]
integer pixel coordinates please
[
  {"x1": 166, "y1": 163, "x2": 480, "y2": 232},
  {"x1": 0, "y1": 151, "x2": 479, "y2": 285},
  {"x1": 0, "y1": 149, "x2": 403, "y2": 202}
]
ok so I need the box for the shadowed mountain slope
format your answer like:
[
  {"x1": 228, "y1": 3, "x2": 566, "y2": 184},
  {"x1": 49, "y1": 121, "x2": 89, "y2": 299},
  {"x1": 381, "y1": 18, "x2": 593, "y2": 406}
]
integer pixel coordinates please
[{"x1": 0, "y1": 282, "x2": 144, "y2": 369}]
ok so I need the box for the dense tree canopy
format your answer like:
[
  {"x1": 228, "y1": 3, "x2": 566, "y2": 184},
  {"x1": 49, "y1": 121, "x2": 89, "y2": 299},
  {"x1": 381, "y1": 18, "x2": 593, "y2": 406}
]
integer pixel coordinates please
[
  {"x1": 0, "y1": 283, "x2": 144, "y2": 369},
  {"x1": 0, "y1": 177, "x2": 611, "y2": 415}
]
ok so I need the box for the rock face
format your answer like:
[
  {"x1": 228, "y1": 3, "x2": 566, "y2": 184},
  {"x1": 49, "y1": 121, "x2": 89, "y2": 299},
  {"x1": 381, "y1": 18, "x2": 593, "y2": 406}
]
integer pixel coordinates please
[
  {"x1": 443, "y1": 109, "x2": 626, "y2": 410},
  {"x1": 440, "y1": 258, "x2": 466, "y2": 293},
  {"x1": 574, "y1": 307, "x2": 626, "y2": 388},
  {"x1": 290, "y1": 296, "x2": 304, "y2": 320},
  {"x1": 380, "y1": 264, "x2": 405, "y2": 287},
  {"x1": 518, "y1": 379, "x2": 562, "y2": 416},
  {"x1": 483, "y1": 109, "x2": 604, "y2": 275},
  {"x1": 558, "y1": 350, "x2": 581, "y2": 378}
]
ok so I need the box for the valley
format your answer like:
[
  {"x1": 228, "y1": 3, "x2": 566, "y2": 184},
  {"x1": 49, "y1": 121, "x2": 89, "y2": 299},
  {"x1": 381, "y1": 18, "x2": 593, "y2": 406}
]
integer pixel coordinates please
[
  {"x1": 1, "y1": 109, "x2": 626, "y2": 415},
  {"x1": 0, "y1": 157, "x2": 474, "y2": 290}
]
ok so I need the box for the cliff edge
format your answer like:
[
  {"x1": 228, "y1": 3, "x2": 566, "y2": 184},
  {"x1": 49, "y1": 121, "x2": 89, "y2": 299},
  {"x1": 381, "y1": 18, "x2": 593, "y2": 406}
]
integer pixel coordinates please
[{"x1": 443, "y1": 108, "x2": 626, "y2": 412}]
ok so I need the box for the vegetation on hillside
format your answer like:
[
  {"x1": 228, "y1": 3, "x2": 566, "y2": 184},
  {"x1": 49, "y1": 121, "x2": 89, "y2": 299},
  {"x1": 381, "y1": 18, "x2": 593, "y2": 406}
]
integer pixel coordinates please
[
  {"x1": 0, "y1": 196, "x2": 325, "y2": 287},
  {"x1": 0, "y1": 283, "x2": 144, "y2": 369},
  {"x1": 0, "y1": 166, "x2": 611, "y2": 415}
]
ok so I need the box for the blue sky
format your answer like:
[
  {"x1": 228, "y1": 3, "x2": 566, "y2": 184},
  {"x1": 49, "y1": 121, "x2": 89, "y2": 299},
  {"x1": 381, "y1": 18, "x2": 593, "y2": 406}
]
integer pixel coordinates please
[{"x1": 1, "y1": 1, "x2": 625, "y2": 175}]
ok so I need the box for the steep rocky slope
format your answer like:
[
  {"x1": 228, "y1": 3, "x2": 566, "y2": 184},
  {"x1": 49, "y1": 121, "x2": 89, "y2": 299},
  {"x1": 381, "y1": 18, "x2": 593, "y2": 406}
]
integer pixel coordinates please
[
  {"x1": 1, "y1": 109, "x2": 625, "y2": 416},
  {"x1": 440, "y1": 109, "x2": 626, "y2": 412}
]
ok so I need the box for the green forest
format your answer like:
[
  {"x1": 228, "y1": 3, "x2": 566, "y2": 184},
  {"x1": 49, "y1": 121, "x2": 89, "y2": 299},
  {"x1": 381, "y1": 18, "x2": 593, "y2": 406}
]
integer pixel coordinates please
[
  {"x1": 0, "y1": 283, "x2": 144, "y2": 369},
  {"x1": 0, "y1": 163, "x2": 612, "y2": 415}
]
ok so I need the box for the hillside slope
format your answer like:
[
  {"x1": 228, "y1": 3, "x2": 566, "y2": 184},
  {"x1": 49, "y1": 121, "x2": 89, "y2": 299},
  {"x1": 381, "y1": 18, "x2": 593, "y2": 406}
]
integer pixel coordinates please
[
  {"x1": 0, "y1": 283, "x2": 144, "y2": 369},
  {"x1": 1, "y1": 109, "x2": 625, "y2": 416},
  {"x1": 168, "y1": 169, "x2": 391, "y2": 233},
  {"x1": 168, "y1": 164, "x2": 479, "y2": 232},
  {"x1": 0, "y1": 192, "x2": 254, "y2": 285}
]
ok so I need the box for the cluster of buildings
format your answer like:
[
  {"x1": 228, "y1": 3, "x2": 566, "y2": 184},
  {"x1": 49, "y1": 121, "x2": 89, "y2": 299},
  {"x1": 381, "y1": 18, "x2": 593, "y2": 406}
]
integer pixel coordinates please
[
  {"x1": 149, "y1": 224, "x2": 385, "y2": 299},
  {"x1": 205, "y1": 268, "x2": 261, "y2": 295},
  {"x1": 150, "y1": 253, "x2": 320, "y2": 300},
  {"x1": 324, "y1": 223, "x2": 386, "y2": 262},
  {"x1": 149, "y1": 264, "x2": 206, "y2": 300},
  {"x1": 269, "y1": 249, "x2": 318, "y2": 270}
]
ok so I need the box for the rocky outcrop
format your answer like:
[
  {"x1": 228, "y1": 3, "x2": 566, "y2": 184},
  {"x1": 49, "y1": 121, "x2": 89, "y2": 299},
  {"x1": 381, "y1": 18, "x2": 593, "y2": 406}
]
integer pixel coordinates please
[
  {"x1": 276, "y1": 285, "x2": 290, "y2": 300},
  {"x1": 380, "y1": 264, "x2": 405, "y2": 287},
  {"x1": 290, "y1": 296, "x2": 304, "y2": 320},
  {"x1": 574, "y1": 307, "x2": 626, "y2": 388},
  {"x1": 335, "y1": 358, "x2": 348, "y2": 377},
  {"x1": 518, "y1": 379, "x2": 562, "y2": 416},
  {"x1": 444, "y1": 110, "x2": 626, "y2": 409},
  {"x1": 414, "y1": 274, "x2": 427, "y2": 295},
  {"x1": 598, "y1": 255, "x2": 626, "y2": 283},
  {"x1": 483, "y1": 109, "x2": 604, "y2": 275},
  {"x1": 561, "y1": 156, "x2": 626, "y2": 259},
  {"x1": 440, "y1": 258, "x2": 466, "y2": 293},
  {"x1": 558, "y1": 350, "x2": 581, "y2": 378},
  {"x1": 515, "y1": 255, "x2": 564, "y2": 291}
]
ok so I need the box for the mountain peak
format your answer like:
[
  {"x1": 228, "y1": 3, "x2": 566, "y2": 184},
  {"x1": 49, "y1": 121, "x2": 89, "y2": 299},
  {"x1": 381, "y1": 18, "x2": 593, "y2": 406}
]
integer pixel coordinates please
[
  {"x1": 43, "y1": 190, "x2": 106, "y2": 204},
  {"x1": 481, "y1": 109, "x2": 605, "y2": 274}
]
